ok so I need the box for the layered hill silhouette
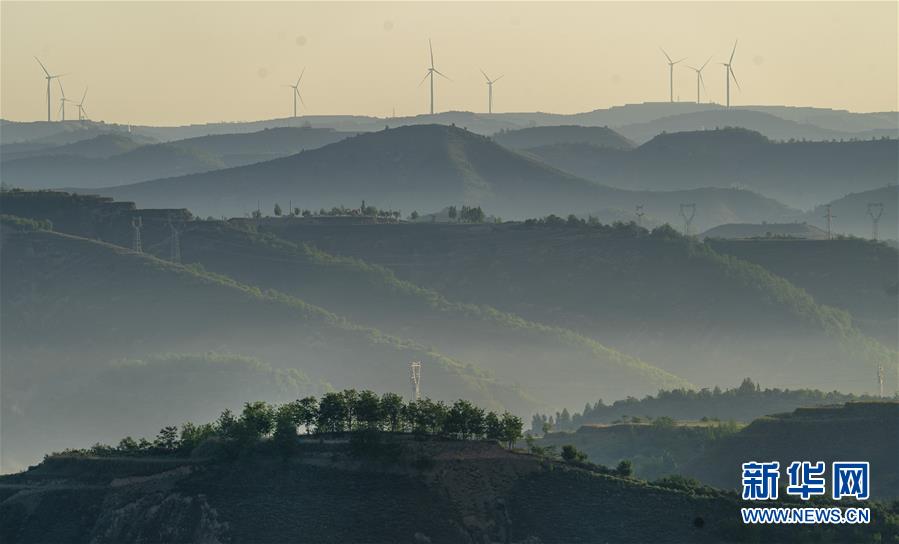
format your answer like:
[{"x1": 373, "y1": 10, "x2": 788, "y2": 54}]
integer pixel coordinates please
[
  {"x1": 803, "y1": 185, "x2": 899, "y2": 240},
  {"x1": 492, "y1": 125, "x2": 634, "y2": 150},
  {"x1": 264, "y1": 220, "x2": 894, "y2": 393},
  {"x1": 0, "y1": 225, "x2": 531, "y2": 470},
  {"x1": 615, "y1": 108, "x2": 899, "y2": 144},
  {"x1": 84, "y1": 124, "x2": 795, "y2": 229},
  {"x1": 0, "y1": 133, "x2": 144, "y2": 161},
  {"x1": 526, "y1": 127, "x2": 898, "y2": 209},
  {"x1": 0, "y1": 143, "x2": 226, "y2": 189}
]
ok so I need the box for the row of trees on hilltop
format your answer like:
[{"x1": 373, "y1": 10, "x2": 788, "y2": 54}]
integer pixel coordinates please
[
  {"x1": 532, "y1": 378, "x2": 885, "y2": 433},
  {"x1": 58, "y1": 390, "x2": 525, "y2": 459}
]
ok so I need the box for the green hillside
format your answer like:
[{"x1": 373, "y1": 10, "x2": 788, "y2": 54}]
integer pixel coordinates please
[
  {"x1": 683, "y1": 402, "x2": 899, "y2": 499},
  {"x1": 262, "y1": 220, "x2": 896, "y2": 394},
  {"x1": 0, "y1": 191, "x2": 689, "y2": 408},
  {"x1": 86, "y1": 124, "x2": 795, "y2": 229},
  {"x1": 0, "y1": 133, "x2": 144, "y2": 161},
  {"x1": 169, "y1": 126, "x2": 355, "y2": 166},
  {"x1": 707, "y1": 238, "x2": 899, "y2": 345},
  {"x1": 805, "y1": 185, "x2": 899, "y2": 241},
  {"x1": 3, "y1": 435, "x2": 896, "y2": 543},
  {"x1": 0, "y1": 226, "x2": 532, "y2": 471}
]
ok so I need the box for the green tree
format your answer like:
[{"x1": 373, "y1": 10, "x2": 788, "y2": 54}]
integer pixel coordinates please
[
  {"x1": 409, "y1": 210, "x2": 420, "y2": 221},
  {"x1": 500, "y1": 412, "x2": 523, "y2": 449},
  {"x1": 318, "y1": 392, "x2": 349, "y2": 433},
  {"x1": 561, "y1": 444, "x2": 588, "y2": 463},
  {"x1": 354, "y1": 390, "x2": 383, "y2": 430},
  {"x1": 485, "y1": 412, "x2": 504, "y2": 442},
  {"x1": 239, "y1": 401, "x2": 276, "y2": 441},
  {"x1": 616, "y1": 459, "x2": 634, "y2": 477},
  {"x1": 153, "y1": 425, "x2": 180, "y2": 452},
  {"x1": 297, "y1": 396, "x2": 319, "y2": 434},
  {"x1": 380, "y1": 393, "x2": 405, "y2": 432},
  {"x1": 179, "y1": 421, "x2": 216, "y2": 452},
  {"x1": 448, "y1": 206, "x2": 457, "y2": 222},
  {"x1": 274, "y1": 203, "x2": 283, "y2": 216}
]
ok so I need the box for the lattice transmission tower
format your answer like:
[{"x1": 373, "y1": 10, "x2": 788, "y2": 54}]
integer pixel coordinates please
[
  {"x1": 409, "y1": 361, "x2": 422, "y2": 401},
  {"x1": 679, "y1": 203, "x2": 696, "y2": 236},
  {"x1": 867, "y1": 202, "x2": 884, "y2": 241},
  {"x1": 131, "y1": 216, "x2": 143, "y2": 253}
]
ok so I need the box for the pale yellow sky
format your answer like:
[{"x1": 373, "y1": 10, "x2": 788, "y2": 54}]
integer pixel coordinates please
[{"x1": 2, "y1": 2, "x2": 896, "y2": 125}]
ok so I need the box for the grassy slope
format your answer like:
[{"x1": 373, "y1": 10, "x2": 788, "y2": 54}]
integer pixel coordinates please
[
  {"x1": 263, "y1": 221, "x2": 896, "y2": 393},
  {"x1": 166, "y1": 221, "x2": 688, "y2": 404}
]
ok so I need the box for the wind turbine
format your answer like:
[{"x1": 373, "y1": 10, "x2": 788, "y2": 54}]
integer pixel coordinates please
[
  {"x1": 721, "y1": 41, "x2": 740, "y2": 108},
  {"x1": 285, "y1": 68, "x2": 306, "y2": 118},
  {"x1": 660, "y1": 48, "x2": 686, "y2": 103},
  {"x1": 419, "y1": 39, "x2": 449, "y2": 115},
  {"x1": 35, "y1": 57, "x2": 64, "y2": 122},
  {"x1": 480, "y1": 70, "x2": 503, "y2": 114},
  {"x1": 686, "y1": 57, "x2": 712, "y2": 103},
  {"x1": 74, "y1": 87, "x2": 89, "y2": 121},
  {"x1": 57, "y1": 79, "x2": 68, "y2": 122}
]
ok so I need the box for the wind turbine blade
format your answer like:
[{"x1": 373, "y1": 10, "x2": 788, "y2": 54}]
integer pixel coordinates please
[
  {"x1": 659, "y1": 47, "x2": 672, "y2": 63},
  {"x1": 81, "y1": 87, "x2": 88, "y2": 105},
  {"x1": 418, "y1": 71, "x2": 430, "y2": 87},
  {"x1": 480, "y1": 69, "x2": 490, "y2": 83},
  {"x1": 434, "y1": 69, "x2": 451, "y2": 81},
  {"x1": 429, "y1": 39, "x2": 434, "y2": 68},
  {"x1": 700, "y1": 73, "x2": 707, "y2": 94},
  {"x1": 674, "y1": 57, "x2": 687, "y2": 65},
  {"x1": 57, "y1": 78, "x2": 66, "y2": 97},
  {"x1": 729, "y1": 67, "x2": 741, "y2": 91},
  {"x1": 297, "y1": 90, "x2": 306, "y2": 107},
  {"x1": 34, "y1": 57, "x2": 50, "y2": 77},
  {"x1": 493, "y1": 75, "x2": 504, "y2": 82},
  {"x1": 297, "y1": 67, "x2": 305, "y2": 86},
  {"x1": 700, "y1": 56, "x2": 712, "y2": 71},
  {"x1": 729, "y1": 40, "x2": 738, "y2": 64},
  {"x1": 686, "y1": 65, "x2": 698, "y2": 72}
]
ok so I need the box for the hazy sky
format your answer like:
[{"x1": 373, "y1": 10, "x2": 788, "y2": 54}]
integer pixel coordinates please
[{"x1": 2, "y1": 2, "x2": 896, "y2": 125}]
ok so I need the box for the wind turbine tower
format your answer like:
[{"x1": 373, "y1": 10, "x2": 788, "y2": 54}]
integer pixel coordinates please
[
  {"x1": 419, "y1": 39, "x2": 449, "y2": 115},
  {"x1": 679, "y1": 203, "x2": 696, "y2": 236},
  {"x1": 867, "y1": 202, "x2": 884, "y2": 240},
  {"x1": 57, "y1": 80, "x2": 67, "y2": 122},
  {"x1": 721, "y1": 41, "x2": 740, "y2": 108},
  {"x1": 35, "y1": 57, "x2": 63, "y2": 122},
  {"x1": 660, "y1": 48, "x2": 686, "y2": 103},
  {"x1": 687, "y1": 57, "x2": 712, "y2": 103},
  {"x1": 75, "y1": 87, "x2": 89, "y2": 121},
  {"x1": 409, "y1": 361, "x2": 422, "y2": 401},
  {"x1": 480, "y1": 70, "x2": 503, "y2": 114},
  {"x1": 286, "y1": 69, "x2": 306, "y2": 118}
]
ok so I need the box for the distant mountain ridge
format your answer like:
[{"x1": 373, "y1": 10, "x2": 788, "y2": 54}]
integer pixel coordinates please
[
  {"x1": 83, "y1": 124, "x2": 797, "y2": 229},
  {"x1": 525, "y1": 127, "x2": 898, "y2": 209}
]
